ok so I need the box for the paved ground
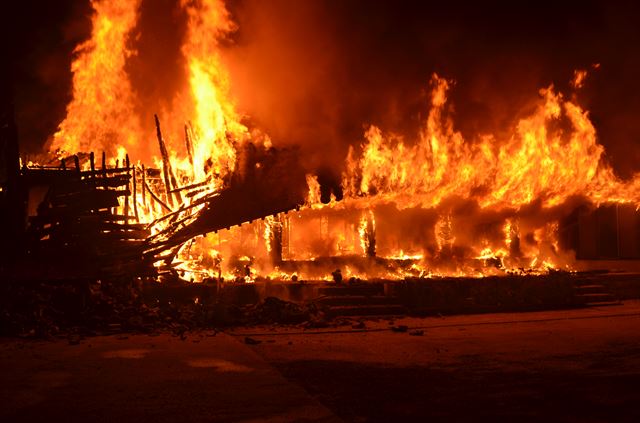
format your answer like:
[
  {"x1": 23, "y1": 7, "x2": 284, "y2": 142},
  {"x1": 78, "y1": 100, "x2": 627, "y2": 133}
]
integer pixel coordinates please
[
  {"x1": 2, "y1": 303, "x2": 640, "y2": 422},
  {"x1": 232, "y1": 301, "x2": 640, "y2": 422},
  {"x1": 0, "y1": 332, "x2": 339, "y2": 423}
]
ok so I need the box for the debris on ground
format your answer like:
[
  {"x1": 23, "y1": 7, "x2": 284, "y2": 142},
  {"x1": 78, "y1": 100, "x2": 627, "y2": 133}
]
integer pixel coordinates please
[
  {"x1": 0, "y1": 279, "x2": 338, "y2": 339},
  {"x1": 391, "y1": 325, "x2": 409, "y2": 333},
  {"x1": 409, "y1": 329, "x2": 424, "y2": 336},
  {"x1": 245, "y1": 297, "x2": 324, "y2": 325},
  {"x1": 67, "y1": 334, "x2": 82, "y2": 345},
  {"x1": 244, "y1": 336, "x2": 262, "y2": 345},
  {"x1": 352, "y1": 321, "x2": 366, "y2": 330}
]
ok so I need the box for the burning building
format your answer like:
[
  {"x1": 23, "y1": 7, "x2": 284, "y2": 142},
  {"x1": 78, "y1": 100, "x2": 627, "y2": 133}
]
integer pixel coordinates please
[
  {"x1": 5, "y1": 4, "x2": 640, "y2": 422},
  {"x1": 3, "y1": 0, "x2": 640, "y2": 288}
]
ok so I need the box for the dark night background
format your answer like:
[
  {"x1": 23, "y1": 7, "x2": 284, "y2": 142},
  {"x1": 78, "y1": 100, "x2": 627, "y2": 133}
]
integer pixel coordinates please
[{"x1": 2, "y1": 0, "x2": 640, "y2": 177}]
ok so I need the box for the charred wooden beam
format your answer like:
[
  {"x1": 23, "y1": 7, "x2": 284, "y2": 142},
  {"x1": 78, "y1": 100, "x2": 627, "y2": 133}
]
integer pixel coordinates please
[
  {"x1": 154, "y1": 114, "x2": 183, "y2": 206},
  {"x1": 143, "y1": 177, "x2": 172, "y2": 213},
  {"x1": 133, "y1": 166, "x2": 139, "y2": 222},
  {"x1": 141, "y1": 164, "x2": 147, "y2": 207},
  {"x1": 73, "y1": 155, "x2": 80, "y2": 176},
  {"x1": 124, "y1": 154, "x2": 130, "y2": 224},
  {"x1": 185, "y1": 123, "x2": 195, "y2": 176},
  {"x1": 144, "y1": 145, "x2": 309, "y2": 256},
  {"x1": 168, "y1": 179, "x2": 210, "y2": 194}
]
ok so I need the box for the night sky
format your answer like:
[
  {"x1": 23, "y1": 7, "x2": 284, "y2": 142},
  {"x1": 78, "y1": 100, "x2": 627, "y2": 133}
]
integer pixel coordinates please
[{"x1": 3, "y1": 0, "x2": 640, "y2": 177}]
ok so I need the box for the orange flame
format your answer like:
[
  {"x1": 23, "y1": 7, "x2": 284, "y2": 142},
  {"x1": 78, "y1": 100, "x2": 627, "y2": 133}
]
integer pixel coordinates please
[
  {"x1": 51, "y1": 0, "x2": 142, "y2": 156},
  {"x1": 52, "y1": 0, "x2": 248, "y2": 187},
  {"x1": 344, "y1": 73, "x2": 640, "y2": 210},
  {"x1": 180, "y1": 0, "x2": 249, "y2": 182}
]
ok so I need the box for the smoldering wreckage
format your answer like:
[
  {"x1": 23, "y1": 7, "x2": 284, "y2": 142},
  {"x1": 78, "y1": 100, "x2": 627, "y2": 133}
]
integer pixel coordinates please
[{"x1": 4, "y1": 0, "x2": 640, "y2": 338}]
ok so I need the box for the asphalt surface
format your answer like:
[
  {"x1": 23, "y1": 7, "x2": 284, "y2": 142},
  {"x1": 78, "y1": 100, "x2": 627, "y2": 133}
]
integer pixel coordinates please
[
  {"x1": 2, "y1": 302, "x2": 640, "y2": 422},
  {"x1": 0, "y1": 332, "x2": 339, "y2": 423},
  {"x1": 234, "y1": 301, "x2": 640, "y2": 422}
]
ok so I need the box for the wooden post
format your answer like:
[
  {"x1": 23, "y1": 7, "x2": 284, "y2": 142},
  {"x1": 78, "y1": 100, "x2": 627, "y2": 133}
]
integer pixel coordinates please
[
  {"x1": 185, "y1": 123, "x2": 195, "y2": 177},
  {"x1": 73, "y1": 155, "x2": 81, "y2": 176},
  {"x1": 124, "y1": 154, "x2": 130, "y2": 224},
  {"x1": 89, "y1": 152, "x2": 95, "y2": 188},
  {"x1": 155, "y1": 114, "x2": 174, "y2": 208},
  {"x1": 143, "y1": 177, "x2": 171, "y2": 213},
  {"x1": 132, "y1": 165, "x2": 139, "y2": 222},
  {"x1": 102, "y1": 151, "x2": 106, "y2": 172},
  {"x1": 141, "y1": 164, "x2": 147, "y2": 208}
]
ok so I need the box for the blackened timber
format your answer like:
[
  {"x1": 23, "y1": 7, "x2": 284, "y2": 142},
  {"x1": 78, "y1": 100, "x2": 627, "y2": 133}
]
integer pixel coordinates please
[
  {"x1": 90, "y1": 212, "x2": 141, "y2": 222},
  {"x1": 143, "y1": 177, "x2": 171, "y2": 213},
  {"x1": 133, "y1": 166, "x2": 139, "y2": 222},
  {"x1": 88, "y1": 175, "x2": 130, "y2": 188},
  {"x1": 76, "y1": 216, "x2": 147, "y2": 230},
  {"x1": 141, "y1": 164, "x2": 147, "y2": 207},
  {"x1": 50, "y1": 189, "x2": 130, "y2": 208},
  {"x1": 15, "y1": 153, "x2": 157, "y2": 281},
  {"x1": 185, "y1": 123, "x2": 194, "y2": 175},
  {"x1": 185, "y1": 188, "x2": 207, "y2": 198},
  {"x1": 124, "y1": 154, "x2": 130, "y2": 224},
  {"x1": 151, "y1": 191, "x2": 219, "y2": 221},
  {"x1": 67, "y1": 167, "x2": 132, "y2": 177},
  {"x1": 155, "y1": 114, "x2": 173, "y2": 206},
  {"x1": 145, "y1": 145, "x2": 308, "y2": 254},
  {"x1": 36, "y1": 221, "x2": 149, "y2": 241},
  {"x1": 169, "y1": 179, "x2": 210, "y2": 194}
]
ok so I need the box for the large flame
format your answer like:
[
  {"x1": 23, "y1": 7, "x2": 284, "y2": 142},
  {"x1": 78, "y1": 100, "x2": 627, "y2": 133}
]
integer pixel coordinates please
[
  {"x1": 180, "y1": 0, "x2": 249, "y2": 181},
  {"x1": 51, "y1": 0, "x2": 142, "y2": 156},
  {"x1": 52, "y1": 0, "x2": 248, "y2": 186},
  {"x1": 344, "y1": 73, "x2": 640, "y2": 210}
]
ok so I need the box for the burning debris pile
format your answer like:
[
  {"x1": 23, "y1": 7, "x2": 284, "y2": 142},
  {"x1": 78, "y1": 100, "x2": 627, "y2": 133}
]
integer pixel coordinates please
[{"x1": 22, "y1": 153, "x2": 152, "y2": 280}]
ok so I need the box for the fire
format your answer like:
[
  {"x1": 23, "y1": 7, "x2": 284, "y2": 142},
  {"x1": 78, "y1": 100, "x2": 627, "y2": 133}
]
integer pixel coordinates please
[
  {"x1": 358, "y1": 210, "x2": 376, "y2": 257},
  {"x1": 305, "y1": 174, "x2": 322, "y2": 207},
  {"x1": 45, "y1": 0, "x2": 640, "y2": 282},
  {"x1": 51, "y1": 0, "x2": 142, "y2": 156},
  {"x1": 434, "y1": 212, "x2": 455, "y2": 253},
  {"x1": 342, "y1": 73, "x2": 639, "y2": 210},
  {"x1": 180, "y1": 0, "x2": 249, "y2": 182},
  {"x1": 52, "y1": 0, "x2": 248, "y2": 191}
]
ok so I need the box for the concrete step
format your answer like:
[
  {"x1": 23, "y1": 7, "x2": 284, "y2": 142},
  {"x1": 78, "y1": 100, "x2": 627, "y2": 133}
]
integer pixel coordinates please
[
  {"x1": 317, "y1": 285, "x2": 384, "y2": 297},
  {"x1": 327, "y1": 304, "x2": 406, "y2": 317},
  {"x1": 574, "y1": 284, "x2": 607, "y2": 294},
  {"x1": 575, "y1": 293, "x2": 616, "y2": 303},
  {"x1": 584, "y1": 300, "x2": 623, "y2": 307},
  {"x1": 315, "y1": 295, "x2": 399, "y2": 307}
]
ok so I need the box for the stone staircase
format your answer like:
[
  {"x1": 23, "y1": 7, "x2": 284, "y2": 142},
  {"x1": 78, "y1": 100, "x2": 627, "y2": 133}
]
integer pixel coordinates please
[
  {"x1": 314, "y1": 283, "x2": 406, "y2": 317},
  {"x1": 573, "y1": 278, "x2": 622, "y2": 307}
]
